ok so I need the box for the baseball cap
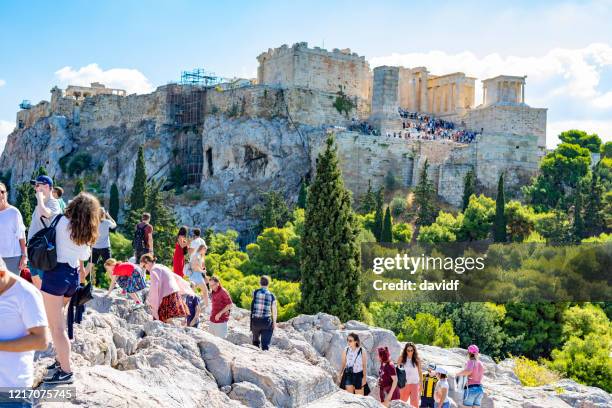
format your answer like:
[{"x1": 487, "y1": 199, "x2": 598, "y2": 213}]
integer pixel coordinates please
[
  {"x1": 467, "y1": 344, "x2": 480, "y2": 354},
  {"x1": 30, "y1": 175, "x2": 53, "y2": 187},
  {"x1": 426, "y1": 363, "x2": 437, "y2": 371},
  {"x1": 436, "y1": 367, "x2": 448, "y2": 375}
]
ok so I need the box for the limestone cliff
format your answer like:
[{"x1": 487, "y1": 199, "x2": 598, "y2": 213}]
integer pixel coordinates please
[{"x1": 33, "y1": 291, "x2": 611, "y2": 407}]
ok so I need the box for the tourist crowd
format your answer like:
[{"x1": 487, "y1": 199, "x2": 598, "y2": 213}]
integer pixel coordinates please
[
  {"x1": 0, "y1": 176, "x2": 484, "y2": 407},
  {"x1": 397, "y1": 108, "x2": 480, "y2": 144}
]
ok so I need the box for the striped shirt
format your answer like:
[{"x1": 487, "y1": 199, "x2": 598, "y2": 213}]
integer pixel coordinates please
[
  {"x1": 421, "y1": 373, "x2": 438, "y2": 398},
  {"x1": 251, "y1": 288, "x2": 275, "y2": 318}
]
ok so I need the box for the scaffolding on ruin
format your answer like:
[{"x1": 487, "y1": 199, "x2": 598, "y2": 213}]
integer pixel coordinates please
[{"x1": 180, "y1": 68, "x2": 222, "y2": 87}]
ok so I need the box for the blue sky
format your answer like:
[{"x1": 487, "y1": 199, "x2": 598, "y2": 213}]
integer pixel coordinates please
[{"x1": 1, "y1": 0, "x2": 611, "y2": 151}]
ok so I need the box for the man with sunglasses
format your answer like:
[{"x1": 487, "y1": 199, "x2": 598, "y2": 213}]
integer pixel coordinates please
[
  {"x1": 27, "y1": 176, "x2": 61, "y2": 289},
  {"x1": 0, "y1": 182, "x2": 27, "y2": 274}
]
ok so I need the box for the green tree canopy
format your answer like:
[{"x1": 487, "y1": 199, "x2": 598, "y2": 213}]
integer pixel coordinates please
[
  {"x1": 462, "y1": 169, "x2": 476, "y2": 211},
  {"x1": 398, "y1": 313, "x2": 459, "y2": 348},
  {"x1": 559, "y1": 129, "x2": 602, "y2": 153},
  {"x1": 297, "y1": 179, "x2": 308, "y2": 209},
  {"x1": 381, "y1": 206, "x2": 393, "y2": 242},
  {"x1": 129, "y1": 146, "x2": 147, "y2": 211},
  {"x1": 359, "y1": 180, "x2": 377, "y2": 214},
  {"x1": 300, "y1": 136, "x2": 362, "y2": 321},
  {"x1": 414, "y1": 160, "x2": 438, "y2": 226},
  {"x1": 494, "y1": 174, "x2": 507, "y2": 242},
  {"x1": 253, "y1": 190, "x2": 291, "y2": 231}
]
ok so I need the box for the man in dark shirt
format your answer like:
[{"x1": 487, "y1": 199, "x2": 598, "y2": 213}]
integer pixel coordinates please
[{"x1": 133, "y1": 212, "x2": 154, "y2": 262}]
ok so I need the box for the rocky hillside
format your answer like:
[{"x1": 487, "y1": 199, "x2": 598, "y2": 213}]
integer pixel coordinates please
[{"x1": 34, "y1": 291, "x2": 611, "y2": 408}]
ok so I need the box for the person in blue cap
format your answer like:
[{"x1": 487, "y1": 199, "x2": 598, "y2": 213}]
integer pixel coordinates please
[{"x1": 27, "y1": 175, "x2": 61, "y2": 289}]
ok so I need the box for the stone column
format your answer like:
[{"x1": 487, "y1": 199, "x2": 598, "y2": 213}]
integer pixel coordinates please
[
  {"x1": 521, "y1": 82, "x2": 525, "y2": 104},
  {"x1": 370, "y1": 66, "x2": 401, "y2": 134},
  {"x1": 421, "y1": 71, "x2": 429, "y2": 112}
]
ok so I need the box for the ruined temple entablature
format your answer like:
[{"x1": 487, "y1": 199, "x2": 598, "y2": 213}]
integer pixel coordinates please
[
  {"x1": 481, "y1": 75, "x2": 526, "y2": 107},
  {"x1": 65, "y1": 82, "x2": 127, "y2": 99},
  {"x1": 256, "y1": 42, "x2": 371, "y2": 101}
]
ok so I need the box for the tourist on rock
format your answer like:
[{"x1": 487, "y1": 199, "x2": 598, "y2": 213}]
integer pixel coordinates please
[
  {"x1": 397, "y1": 342, "x2": 422, "y2": 407},
  {"x1": 172, "y1": 226, "x2": 189, "y2": 277},
  {"x1": 186, "y1": 244, "x2": 209, "y2": 311},
  {"x1": 377, "y1": 346, "x2": 400, "y2": 406},
  {"x1": 133, "y1": 212, "x2": 154, "y2": 261},
  {"x1": 28, "y1": 175, "x2": 62, "y2": 289},
  {"x1": 339, "y1": 332, "x2": 367, "y2": 395},
  {"x1": 141, "y1": 254, "x2": 193, "y2": 324},
  {"x1": 52, "y1": 186, "x2": 66, "y2": 213},
  {"x1": 208, "y1": 276, "x2": 232, "y2": 339},
  {"x1": 92, "y1": 208, "x2": 117, "y2": 268},
  {"x1": 0, "y1": 182, "x2": 27, "y2": 274},
  {"x1": 456, "y1": 344, "x2": 485, "y2": 407},
  {"x1": 0, "y1": 257, "x2": 49, "y2": 390},
  {"x1": 250, "y1": 276, "x2": 277, "y2": 351},
  {"x1": 42, "y1": 193, "x2": 100, "y2": 384},
  {"x1": 420, "y1": 363, "x2": 438, "y2": 408},
  {"x1": 188, "y1": 227, "x2": 207, "y2": 258},
  {"x1": 104, "y1": 258, "x2": 146, "y2": 305},
  {"x1": 433, "y1": 367, "x2": 451, "y2": 408}
]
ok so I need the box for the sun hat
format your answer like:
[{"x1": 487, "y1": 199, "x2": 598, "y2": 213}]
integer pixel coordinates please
[
  {"x1": 467, "y1": 344, "x2": 480, "y2": 354},
  {"x1": 426, "y1": 362, "x2": 437, "y2": 371}
]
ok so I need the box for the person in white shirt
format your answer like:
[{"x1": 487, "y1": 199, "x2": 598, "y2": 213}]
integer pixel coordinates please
[
  {"x1": 0, "y1": 182, "x2": 27, "y2": 274},
  {"x1": 27, "y1": 175, "x2": 61, "y2": 289},
  {"x1": 41, "y1": 193, "x2": 100, "y2": 385},
  {"x1": 434, "y1": 368, "x2": 451, "y2": 408},
  {"x1": 188, "y1": 228, "x2": 207, "y2": 258},
  {"x1": 0, "y1": 257, "x2": 49, "y2": 389},
  {"x1": 91, "y1": 208, "x2": 117, "y2": 278}
]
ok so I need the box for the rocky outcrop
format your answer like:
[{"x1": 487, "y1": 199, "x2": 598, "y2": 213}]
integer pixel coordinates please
[{"x1": 32, "y1": 291, "x2": 611, "y2": 407}]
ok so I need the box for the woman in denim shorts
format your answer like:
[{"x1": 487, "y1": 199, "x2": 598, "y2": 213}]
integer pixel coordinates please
[
  {"x1": 41, "y1": 193, "x2": 100, "y2": 385},
  {"x1": 455, "y1": 344, "x2": 485, "y2": 407}
]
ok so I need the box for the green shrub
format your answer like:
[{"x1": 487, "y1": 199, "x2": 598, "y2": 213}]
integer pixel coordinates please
[
  {"x1": 392, "y1": 223, "x2": 413, "y2": 242},
  {"x1": 390, "y1": 196, "x2": 407, "y2": 217},
  {"x1": 398, "y1": 313, "x2": 459, "y2": 348},
  {"x1": 68, "y1": 152, "x2": 93, "y2": 176},
  {"x1": 513, "y1": 357, "x2": 560, "y2": 387},
  {"x1": 110, "y1": 231, "x2": 133, "y2": 261}
]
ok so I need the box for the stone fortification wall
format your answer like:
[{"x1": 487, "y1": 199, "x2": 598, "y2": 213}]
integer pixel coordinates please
[
  {"x1": 461, "y1": 105, "x2": 547, "y2": 152},
  {"x1": 370, "y1": 66, "x2": 402, "y2": 134},
  {"x1": 257, "y1": 42, "x2": 371, "y2": 101},
  {"x1": 16, "y1": 101, "x2": 50, "y2": 129}
]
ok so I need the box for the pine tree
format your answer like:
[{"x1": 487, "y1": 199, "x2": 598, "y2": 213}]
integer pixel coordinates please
[
  {"x1": 462, "y1": 169, "x2": 475, "y2": 211},
  {"x1": 414, "y1": 160, "x2": 438, "y2": 226},
  {"x1": 130, "y1": 146, "x2": 147, "y2": 211},
  {"x1": 583, "y1": 174, "x2": 604, "y2": 236},
  {"x1": 381, "y1": 206, "x2": 393, "y2": 242},
  {"x1": 373, "y1": 187, "x2": 384, "y2": 240},
  {"x1": 359, "y1": 180, "x2": 377, "y2": 214},
  {"x1": 145, "y1": 180, "x2": 178, "y2": 264},
  {"x1": 573, "y1": 187, "x2": 585, "y2": 241},
  {"x1": 493, "y1": 173, "x2": 507, "y2": 242},
  {"x1": 300, "y1": 136, "x2": 362, "y2": 322},
  {"x1": 109, "y1": 183, "x2": 120, "y2": 221},
  {"x1": 297, "y1": 179, "x2": 308, "y2": 209},
  {"x1": 73, "y1": 178, "x2": 84, "y2": 196},
  {"x1": 37, "y1": 166, "x2": 48, "y2": 176},
  {"x1": 15, "y1": 183, "x2": 34, "y2": 227}
]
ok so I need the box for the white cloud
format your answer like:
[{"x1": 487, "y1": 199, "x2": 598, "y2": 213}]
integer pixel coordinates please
[
  {"x1": 54, "y1": 64, "x2": 153, "y2": 95},
  {"x1": 0, "y1": 79, "x2": 5, "y2": 88},
  {"x1": 548, "y1": 120, "x2": 612, "y2": 145},
  {"x1": 370, "y1": 43, "x2": 612, "y2": 147},
  {"x1": 0, "y1": 120, "x2": 15, "y2": 156}
]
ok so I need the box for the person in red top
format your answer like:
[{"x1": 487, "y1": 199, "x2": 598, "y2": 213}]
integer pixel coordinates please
[
  {"x1": 378, "y1": 346, "x2": 400, "y2": 406},
  {"x1": 172, "y1": 226, "x2": 189, "y2": 277},
  {"x1": 104, "y1": 258, "x2": 146, "y2": 305},
  {"x1": 209, "y1": 276, "x2": 232, "y2": 339}
]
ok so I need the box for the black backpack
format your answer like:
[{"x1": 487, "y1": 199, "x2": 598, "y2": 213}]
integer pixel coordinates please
[
  {"x1": 133, "y1": 223, "x2": 147, "y2": 253},
  {"x1": 396, "y1": 363, "x2": 407, "y2": 389},
  {"x1": 27, "y1": 215, "x2": 63, "y2": 271}
]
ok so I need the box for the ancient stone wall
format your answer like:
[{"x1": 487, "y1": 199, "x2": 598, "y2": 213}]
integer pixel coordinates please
[
  {"x1": 461, "y1": 105, "x2": 547, "y2": 152},
  {"x1": 16, "y1": 101, "x2": 50, "y2": 129},
  {"x1": 257, "y1": 42, "x2": 371, "y2": 101},
  {"x1": 370, "y1": 66, "x2": 402, "y2": 134}
]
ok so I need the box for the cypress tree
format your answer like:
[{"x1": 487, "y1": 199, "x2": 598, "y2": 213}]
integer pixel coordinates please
[
  {"x1": 145, "y1": 180, "x2": 178, "y2": 264},
  {"x1": 359, "y1": 180, "x2": 377, "y2": 214},
  {"x1": 373, "y1": 187, "x2": 384, "y2": 240},
  {"x1": 109, "y1": 183, "x2": 120, "y2": 221},
  {"x1": 381, "y1": 206, "x2": 393, "y2": 242},
  {"x1": 462, "y1": 169, "x2": 475, "y2": 211},
  {"x1": 15, "y1": 183, "x2": 34, "y2": 227},
  {"x1": 297, "y1": 179, "x2": 308, "y2": 209},
  {"x1": 300, "y1": 136, "x2": 362, "y2": 322},
  {"x1": 493, "y1": 173, "x2": 507, "y2": 242},
  {"x1": 583, "y1": 174, "x2": 604, "y2": 236},
  {"x1": 130, "y1": 146, "x2": 147, "y2": 211},
  {"x1": 414, "y1": 160, "x2": 437, "y2": 226},
  {"x1": 73, "y1": 178, "x2": 84, "y2": 196},
  {"x1": 573, "y1": 187, "x2": 585, "y2": 241}
]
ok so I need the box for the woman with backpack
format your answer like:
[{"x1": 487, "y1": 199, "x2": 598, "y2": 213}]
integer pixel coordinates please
[
  {"x1": 397, "y1": 342, "x2": 422, "y2": 407},
  {"x1": 338, "y1": 333, "x2": 367, "y2": 395},
  {"x1": 377, "y1": 346, "x2": 400, "y2": 406},
  {"x1": 41, "y1": 193, "x2": 100, "y2": 385},
  {"x1": 455, "y1": 344, "x2": 485, "y2": 408}
]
